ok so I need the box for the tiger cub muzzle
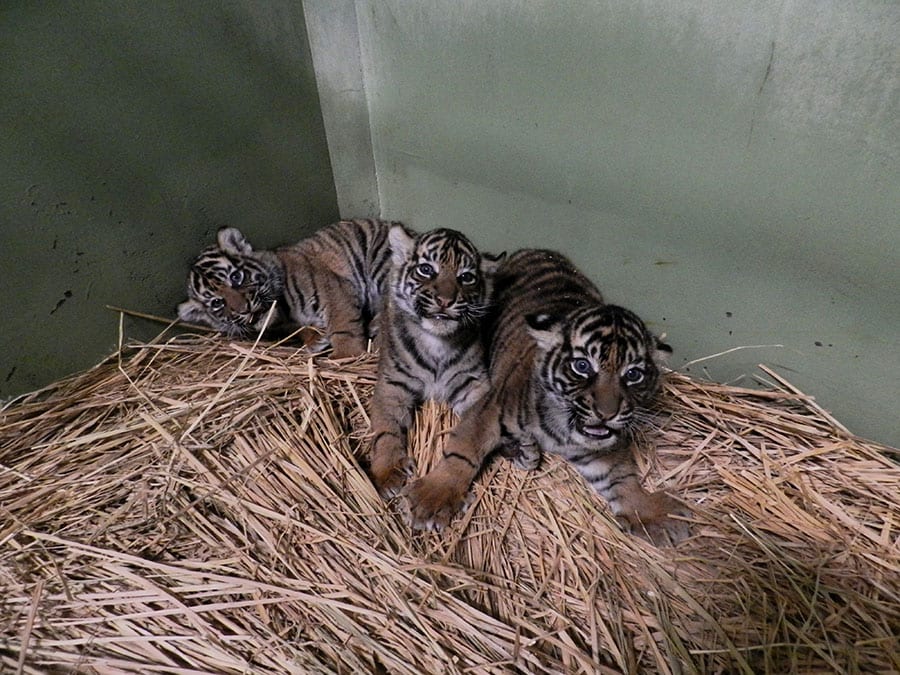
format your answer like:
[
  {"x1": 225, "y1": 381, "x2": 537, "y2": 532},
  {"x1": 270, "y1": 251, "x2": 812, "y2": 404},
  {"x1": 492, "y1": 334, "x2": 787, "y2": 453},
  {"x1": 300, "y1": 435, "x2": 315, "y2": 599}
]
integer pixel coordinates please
[
  {"x1": 417, "y1": 273, "x2": 463, "y2": 320},
  {"x1": 572, "y1": 374, "x2": 634, "y2": 442}
]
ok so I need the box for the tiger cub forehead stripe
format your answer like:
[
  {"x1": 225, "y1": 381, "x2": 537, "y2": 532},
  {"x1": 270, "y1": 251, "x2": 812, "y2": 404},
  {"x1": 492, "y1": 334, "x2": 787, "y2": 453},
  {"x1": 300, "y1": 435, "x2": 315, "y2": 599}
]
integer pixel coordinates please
[{"x1": 416, "y1": 231, "x2": 479, "y2": 266}]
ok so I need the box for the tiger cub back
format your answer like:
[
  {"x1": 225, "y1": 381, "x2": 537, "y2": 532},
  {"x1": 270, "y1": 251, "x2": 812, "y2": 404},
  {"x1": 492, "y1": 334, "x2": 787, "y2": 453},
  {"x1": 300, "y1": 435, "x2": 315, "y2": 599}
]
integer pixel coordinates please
[
  {"x1": 367, "y1": 226, "x2": 504, "y2": 497},
  {"x1": 405, "y1": 249, "x2": 689, "y2": 544},
  {"x1": 177, "y1": 218, "x2": 399, "y2": 358}
]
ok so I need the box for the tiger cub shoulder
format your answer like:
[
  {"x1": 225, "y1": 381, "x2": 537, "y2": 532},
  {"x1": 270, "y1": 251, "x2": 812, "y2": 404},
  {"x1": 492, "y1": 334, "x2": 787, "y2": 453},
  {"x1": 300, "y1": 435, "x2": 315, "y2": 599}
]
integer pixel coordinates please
[
  {"x1": 367, "y1": 225, "x2": 504, "y2": 498},
  {"x1": 177, "y1": 218, "x2": 400, "y2": 358}
]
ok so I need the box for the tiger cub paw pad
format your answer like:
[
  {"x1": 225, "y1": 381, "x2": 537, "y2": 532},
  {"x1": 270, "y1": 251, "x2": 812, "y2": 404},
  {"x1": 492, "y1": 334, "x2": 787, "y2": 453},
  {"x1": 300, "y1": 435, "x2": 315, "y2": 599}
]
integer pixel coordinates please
[
  {"x1": 403, "y1": 478, "x2": 472, "y2": 532},
  {"x1": 370, "y1": 456, "x2": 416, "y2": 499}
]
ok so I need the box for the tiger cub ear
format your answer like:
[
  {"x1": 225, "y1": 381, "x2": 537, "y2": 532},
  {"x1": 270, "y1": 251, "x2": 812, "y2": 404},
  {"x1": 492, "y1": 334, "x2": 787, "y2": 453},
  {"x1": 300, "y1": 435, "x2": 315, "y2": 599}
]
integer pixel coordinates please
[
  {"x1": 525, "y1": 312, "x2": 565, "y2": 351},
  {"x1": 177, "y1": 299, "x2": 208, "y2": 324},
  {"x1": 481, "y1": 250, "x2": 507, "y2": 274},
  {"x1": 217, "y1": 227, "x2": 254, "y2": 255},
  {"x1": 388, "y1": 224, "x2": 416, "y2": 266},
  {"x1": 653, "y1": 335, "x2": 673, "y2": 365}
]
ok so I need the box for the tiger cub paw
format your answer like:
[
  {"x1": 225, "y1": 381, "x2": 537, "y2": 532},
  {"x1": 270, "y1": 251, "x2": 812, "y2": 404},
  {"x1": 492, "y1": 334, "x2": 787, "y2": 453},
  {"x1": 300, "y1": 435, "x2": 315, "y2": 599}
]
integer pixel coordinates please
[
  {"x1": 369, "y1": 454, "x2": 416, "y2": 499},
  {"x1": 403, "y1": 473, "x2": 474, "y2": 532},
  {"x1": 298, "y1": 328, "x2": 330, "y2": 353},
  {"x1": 617, "y1": 491, "x2": 691, "y2": 547},
  {"x1": 498, "y1": 440, "x2": 541, "y2": 471},
  {"x1": 329, "y1": 347, "x2": 359, "y2": 360},
  {"x1": 328, "y1": 337, "x2": 368, "y2": 360}
]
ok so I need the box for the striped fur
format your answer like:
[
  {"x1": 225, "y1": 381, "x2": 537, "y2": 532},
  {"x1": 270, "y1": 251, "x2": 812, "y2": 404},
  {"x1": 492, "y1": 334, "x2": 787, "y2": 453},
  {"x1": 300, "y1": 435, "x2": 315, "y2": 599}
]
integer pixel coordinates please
[
  {"x1": 177, "y1": 218, "x2": 399, "y2": 358},
  {"x1": 367, "y1": 226, "x2": 504, "y2": 498},
  {"x1": 404, "y1": 249, "x2": 689, "y2": 545}
]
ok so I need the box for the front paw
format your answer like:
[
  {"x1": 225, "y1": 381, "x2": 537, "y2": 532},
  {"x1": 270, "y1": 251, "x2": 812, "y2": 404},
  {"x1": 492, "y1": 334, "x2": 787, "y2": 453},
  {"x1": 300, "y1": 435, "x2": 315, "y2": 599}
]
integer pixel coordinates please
[
  {"x1": 298, "y1": 327, "x2": 330, "y2": 353},
  {"x1": 404, "y1": 473, "x2": 473, "y2": 532},
  {"x1": 369, "y1": 454, "x2": 416, "y2": 499},
  {"x1": 329, "y1": 342, "x2": 366, "y2": 360},
  {"x1": 328, "y1": 334, "x2": 367, "y2": 360},
  {"x1": 498, "y1": 441, "x2": 541, "y2": 471},
  {"x1": 618, "y1": 491, "x2": 691, "y2": 546}
]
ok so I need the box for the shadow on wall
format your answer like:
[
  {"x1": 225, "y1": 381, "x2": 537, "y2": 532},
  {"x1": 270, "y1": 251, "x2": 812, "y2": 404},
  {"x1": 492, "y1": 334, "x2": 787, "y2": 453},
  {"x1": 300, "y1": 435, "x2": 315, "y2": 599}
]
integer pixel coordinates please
[{"x1": 364, "y1": 1, "x2": 898, "y2": 314}]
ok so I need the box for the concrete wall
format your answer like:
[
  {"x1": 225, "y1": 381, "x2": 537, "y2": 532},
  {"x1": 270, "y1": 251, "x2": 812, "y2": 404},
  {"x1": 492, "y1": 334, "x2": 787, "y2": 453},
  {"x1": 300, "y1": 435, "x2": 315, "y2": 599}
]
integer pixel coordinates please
[
  {"x1": 1, "y1": 2, "x2": 338, "y2": 398},
  {"x1": 307, "y1": 1, "x2": 899, "y2": 445}
]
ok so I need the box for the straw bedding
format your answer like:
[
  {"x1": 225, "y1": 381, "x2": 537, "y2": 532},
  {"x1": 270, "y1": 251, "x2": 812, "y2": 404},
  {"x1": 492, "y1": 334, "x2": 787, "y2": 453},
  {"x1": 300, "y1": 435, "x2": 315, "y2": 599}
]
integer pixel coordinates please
[{"x1": 1, "y1": 330, "x2": 897, "y2": 674}]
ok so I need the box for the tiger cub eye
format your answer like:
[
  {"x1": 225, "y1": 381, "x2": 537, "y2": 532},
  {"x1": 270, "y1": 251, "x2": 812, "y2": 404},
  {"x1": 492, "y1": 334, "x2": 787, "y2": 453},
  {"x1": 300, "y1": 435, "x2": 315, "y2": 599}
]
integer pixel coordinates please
[{"x1": 571, "y1": 358, "x2": 592, "y2": 377}]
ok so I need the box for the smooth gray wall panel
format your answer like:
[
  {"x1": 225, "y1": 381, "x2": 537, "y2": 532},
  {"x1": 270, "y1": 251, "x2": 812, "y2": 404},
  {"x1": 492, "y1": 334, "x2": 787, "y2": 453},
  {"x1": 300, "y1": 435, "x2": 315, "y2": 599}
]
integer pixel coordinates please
[
  {"x1": 325, "y1": 1, "x2": 899, "y2": 445},
  {"x1": 1, "y1": 2, "x2": 338, "y2": 398},
  {"x1": 303, "y1": 0, "x2": 380, "y2": 217}
]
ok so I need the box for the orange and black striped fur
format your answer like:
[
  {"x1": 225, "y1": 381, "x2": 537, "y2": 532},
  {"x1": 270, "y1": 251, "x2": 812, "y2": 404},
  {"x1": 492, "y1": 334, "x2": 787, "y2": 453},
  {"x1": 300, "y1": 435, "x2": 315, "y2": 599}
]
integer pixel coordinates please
[
  {"x1": 368, "y1": 226, "x2": 505, "y2": 497},
  {"x1": 404, "y1": 249, "x2": 689, "y2": 544},
  {"x1": 177, "y1": 218, "x2": 399, "y2": 358}
]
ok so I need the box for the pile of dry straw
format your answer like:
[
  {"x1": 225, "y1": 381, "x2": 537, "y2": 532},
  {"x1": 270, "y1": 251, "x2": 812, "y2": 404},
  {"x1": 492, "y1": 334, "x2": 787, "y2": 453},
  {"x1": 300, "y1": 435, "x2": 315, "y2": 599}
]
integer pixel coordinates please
[{"x1": 1, "y1": 324, "x2": 897, "y2": 673}]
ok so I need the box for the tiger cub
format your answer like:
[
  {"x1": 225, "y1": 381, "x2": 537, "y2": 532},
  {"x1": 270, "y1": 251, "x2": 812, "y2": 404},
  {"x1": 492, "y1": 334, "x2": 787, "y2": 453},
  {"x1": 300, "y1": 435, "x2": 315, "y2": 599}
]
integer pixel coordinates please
[
  {"x1": 177, "y1": 218, "x2": 400, "y2": 358},
  {"x1": 404, "y1": 249, "x2": 688, "y2": 544},
  {"x1": 367, "y1": 225, "x2": 504, "y2": 498}
]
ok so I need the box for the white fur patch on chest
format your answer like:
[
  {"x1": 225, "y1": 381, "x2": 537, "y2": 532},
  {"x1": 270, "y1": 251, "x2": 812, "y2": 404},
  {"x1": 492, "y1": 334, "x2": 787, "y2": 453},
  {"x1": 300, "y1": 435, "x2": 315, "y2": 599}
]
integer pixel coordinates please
[
  {"x1": 409, "y1": 324, "x2": 463, "y2": 397},
  {"x1": 418, "y1": 319, "x2": 446, "y2": 340},
  {"x1": 418, "y1": 330, "x2": 452, "y2": 372}
]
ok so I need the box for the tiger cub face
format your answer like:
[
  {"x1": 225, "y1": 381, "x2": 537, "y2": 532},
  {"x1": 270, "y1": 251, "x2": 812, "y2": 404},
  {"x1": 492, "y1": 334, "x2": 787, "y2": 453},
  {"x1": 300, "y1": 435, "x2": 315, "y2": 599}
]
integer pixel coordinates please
[
  {"x1": 177, "y1": 228, "x2": 284, "y2": 338},
  {"x1": 526, "y1": 305, "x2": 671, "y2": 450},
  {"x1": 388, "y1": 226, "x2": 501, "y2": 337}
]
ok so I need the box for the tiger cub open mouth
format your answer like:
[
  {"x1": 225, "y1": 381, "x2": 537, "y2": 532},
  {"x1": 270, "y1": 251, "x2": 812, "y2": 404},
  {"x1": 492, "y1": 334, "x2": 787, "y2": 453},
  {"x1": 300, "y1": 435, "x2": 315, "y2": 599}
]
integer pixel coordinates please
[{"x1": 578, "y1": 423, "x2": 616, "y2": 440}]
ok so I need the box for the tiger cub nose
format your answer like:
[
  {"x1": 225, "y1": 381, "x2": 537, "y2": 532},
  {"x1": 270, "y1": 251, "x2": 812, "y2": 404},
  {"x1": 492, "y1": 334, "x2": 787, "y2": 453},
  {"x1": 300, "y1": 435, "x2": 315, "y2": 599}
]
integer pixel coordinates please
[
  {"x1": 593, "y1": 379, "x2": 623, "y2": 419},
  {"x1": 220, "y1": 286, "x2": 248, "y2": 312}
]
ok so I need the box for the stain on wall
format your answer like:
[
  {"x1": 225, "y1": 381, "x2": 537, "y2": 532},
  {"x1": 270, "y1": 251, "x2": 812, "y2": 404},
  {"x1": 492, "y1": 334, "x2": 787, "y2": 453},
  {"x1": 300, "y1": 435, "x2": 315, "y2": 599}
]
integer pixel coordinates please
[{"x1": 0, "y1": 1, "x2": 339, "y2": 398}]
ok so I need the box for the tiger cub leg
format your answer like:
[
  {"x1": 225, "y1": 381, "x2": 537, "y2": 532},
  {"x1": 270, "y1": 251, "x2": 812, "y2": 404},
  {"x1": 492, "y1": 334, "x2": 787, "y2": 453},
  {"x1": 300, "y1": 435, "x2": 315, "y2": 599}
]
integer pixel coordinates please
[
  {"x1": 404, "y1": 398, "x2": 501, "y2": 531},
  {"x1": 577, "y1": 445, "x2": 690, "y2": 545},
  {"x1": 319, "y1": 274, "x2": 369, "y2": 359},
  {"x1": 367, "y1": 379, "x2": 418, "y2": 498}
]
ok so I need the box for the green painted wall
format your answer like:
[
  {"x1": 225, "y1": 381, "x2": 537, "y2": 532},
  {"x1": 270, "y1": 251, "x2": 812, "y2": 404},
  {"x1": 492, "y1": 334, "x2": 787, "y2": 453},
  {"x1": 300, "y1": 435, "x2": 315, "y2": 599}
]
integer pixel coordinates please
[
  {"x1": 1, "y1": 2, "x2": 338, "y2": 398},
  {"x1": 311, "y1": 1, "x2": 899, "y2": 445}
]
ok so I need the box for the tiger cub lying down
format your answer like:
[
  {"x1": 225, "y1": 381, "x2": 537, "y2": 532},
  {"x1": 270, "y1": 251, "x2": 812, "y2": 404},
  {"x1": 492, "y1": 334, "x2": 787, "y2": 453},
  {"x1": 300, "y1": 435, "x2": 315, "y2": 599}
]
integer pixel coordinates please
[
  {"x1": 367, "y1": 225, "x2": 505, "y2": 498},
  {"x1": 404, "y1": 248, "x2": 690, "y2": 545},
  {"x1": 177, "y1": 218, "x2": 400, "y2": 358}
]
